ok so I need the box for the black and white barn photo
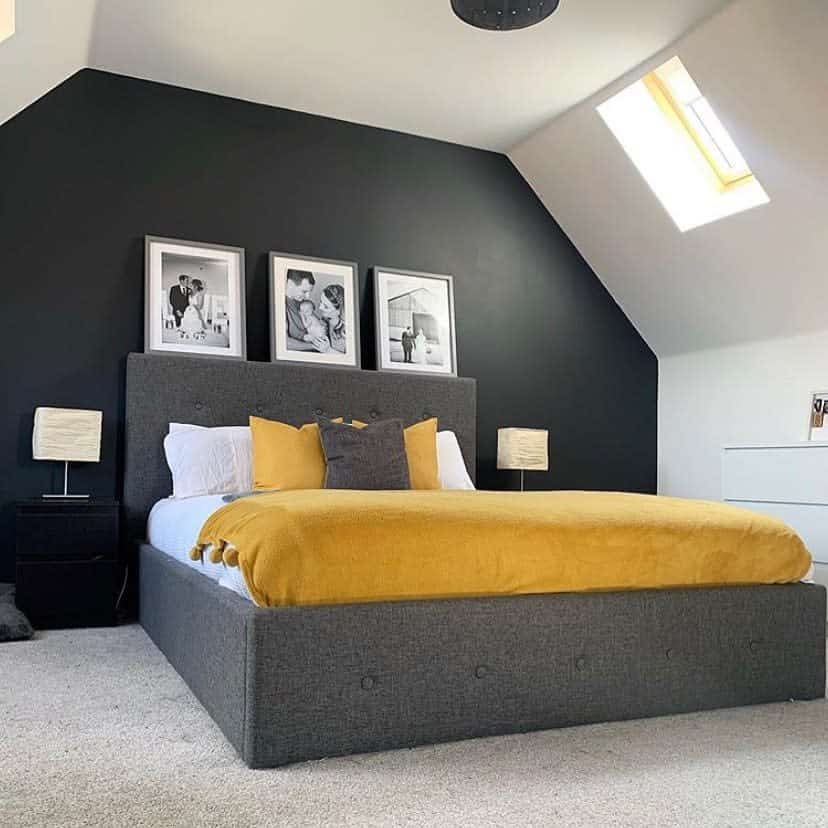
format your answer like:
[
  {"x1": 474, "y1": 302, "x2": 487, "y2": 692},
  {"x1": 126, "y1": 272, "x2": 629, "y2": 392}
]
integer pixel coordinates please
[
  {"x1": 144, "y1": 236, "x2": 246, "y2": 360},
  {"x1": 269, "y1": 252, "x2": 360, "y2": 368},
  {"x1": 374, "y1": 267, "x2": 457, "y2": 376}
]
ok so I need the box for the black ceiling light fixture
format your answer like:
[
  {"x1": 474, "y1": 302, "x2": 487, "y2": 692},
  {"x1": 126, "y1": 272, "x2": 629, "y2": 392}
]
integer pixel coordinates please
[{"x1": 451, "y1": 0, "x2": 561, "y2": 31}]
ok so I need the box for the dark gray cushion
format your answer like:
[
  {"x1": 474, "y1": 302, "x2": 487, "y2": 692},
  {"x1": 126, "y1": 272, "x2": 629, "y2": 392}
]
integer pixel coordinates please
[
  {"x1": 317, "y1": 417, "x2": 411, "y2": 490},
  {"x1": 0, "y1": 589, "x2": 34, "y2": 642}
]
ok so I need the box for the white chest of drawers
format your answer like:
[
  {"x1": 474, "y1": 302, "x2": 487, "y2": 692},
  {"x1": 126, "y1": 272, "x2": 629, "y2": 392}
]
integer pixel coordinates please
[{"x1": 722, "y1": 443, "x2": 828, "y2": 565}]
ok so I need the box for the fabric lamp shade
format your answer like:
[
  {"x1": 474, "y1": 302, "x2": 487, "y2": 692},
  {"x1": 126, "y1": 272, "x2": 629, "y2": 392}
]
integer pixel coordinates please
[
  {"x1": 497, "y1": 428, "x2": 548, "y2": 472},
  {"x1": 32, "y1": 407, "x2": 102, "y2": 463}
]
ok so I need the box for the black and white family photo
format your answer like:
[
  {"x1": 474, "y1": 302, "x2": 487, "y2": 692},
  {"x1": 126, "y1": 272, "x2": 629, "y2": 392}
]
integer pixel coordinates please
[
  {"x1": 270, "y1": 253, "x2": 360, "y2": 368},
  {"x1": 374, "y1": 268, "x2": 457, "y2": 376},
  {"x1": 144, "y1": 237, "x2": 246, "y2": 360}
]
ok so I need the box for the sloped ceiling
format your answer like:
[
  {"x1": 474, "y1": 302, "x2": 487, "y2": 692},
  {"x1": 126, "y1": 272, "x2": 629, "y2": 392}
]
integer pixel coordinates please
[
  {"x1": 511, "y1": 0, "x2": 828, "y2": 357},
  {"x1": 1, "y1": 0, "x2": 730, "y2": 151},
  {"x1": 0, "y1": 0, "x2": 97, "y2": 126}
]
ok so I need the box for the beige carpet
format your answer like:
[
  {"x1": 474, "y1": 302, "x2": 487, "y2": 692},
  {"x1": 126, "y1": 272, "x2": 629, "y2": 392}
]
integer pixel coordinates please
[{"x1": 1, "y1": 625, "x2": 826, "y2": 828}]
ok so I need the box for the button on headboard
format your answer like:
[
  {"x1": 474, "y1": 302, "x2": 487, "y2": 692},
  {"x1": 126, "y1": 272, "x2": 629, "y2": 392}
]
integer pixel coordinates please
[{"x1": 123, "y1": 353, "x2": 477, "y2": 541}]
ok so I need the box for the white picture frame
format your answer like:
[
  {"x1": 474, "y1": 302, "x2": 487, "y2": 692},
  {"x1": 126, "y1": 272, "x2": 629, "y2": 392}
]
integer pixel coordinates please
[
  {"x1": 144, "y1": 236, "x2": 246, "y2": 360},
  {"x1": 269, "y1": 252, "x2": 361, "y2": 369},
  {"x1": 808, "y1": 390, "x2": 828, "y2": 441},
  {"x1": 374, "y1": 267, "x2": 457, "y2": 377}
]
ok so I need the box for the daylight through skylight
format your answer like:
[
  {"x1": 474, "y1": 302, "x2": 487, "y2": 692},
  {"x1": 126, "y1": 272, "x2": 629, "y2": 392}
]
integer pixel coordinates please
[
  {"x1": 0, "y1": 0, "x2": 14, "y2": 44},
  {"x1": 597, "y1": 56, "x2": 768, "y2": 232}
]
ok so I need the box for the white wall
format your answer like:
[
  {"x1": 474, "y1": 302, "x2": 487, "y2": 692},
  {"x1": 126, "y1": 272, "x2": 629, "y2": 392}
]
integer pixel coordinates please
[
  {"x1": 658, "y1": 330, "x2": 828, "y2": 499},
  {"x1": 659, "y1": 329, "x2": 828, "y2": 586}
]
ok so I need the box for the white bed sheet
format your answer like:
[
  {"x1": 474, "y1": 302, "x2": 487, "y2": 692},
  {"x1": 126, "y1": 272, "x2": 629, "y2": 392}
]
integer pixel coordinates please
[{"x1": 147, "y1": 495, "x2": 252, "y2": 601}]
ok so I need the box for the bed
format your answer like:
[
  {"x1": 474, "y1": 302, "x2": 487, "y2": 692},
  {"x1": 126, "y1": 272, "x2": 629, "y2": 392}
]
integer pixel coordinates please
[{"x1": 126, "y1": 353, "x2": 826, "y2": 768}]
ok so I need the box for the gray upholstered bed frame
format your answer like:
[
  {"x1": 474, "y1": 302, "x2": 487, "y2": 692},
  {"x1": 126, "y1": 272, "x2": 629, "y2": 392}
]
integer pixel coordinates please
[{"x1": 125, "y1": 353, "x2": 826, "y2": 768}]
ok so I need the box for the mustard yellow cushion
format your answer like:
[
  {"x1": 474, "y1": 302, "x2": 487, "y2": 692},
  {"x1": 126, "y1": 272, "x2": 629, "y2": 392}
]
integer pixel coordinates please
[
  {"x1": 250, "y1": 416, "x2": 342, "y2": 491},
  {"x1": 403, "y1": 418, "x2": 440, "y2": 490},
  {"x1": 352, "y1": 417, "x2": 440, "y2": 490}
]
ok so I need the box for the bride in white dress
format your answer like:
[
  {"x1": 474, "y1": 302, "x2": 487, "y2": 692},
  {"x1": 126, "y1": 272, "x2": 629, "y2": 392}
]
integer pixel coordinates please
[
  {"x1": 180, "y1": 279, "x2": 207, "y2": 338},
  {"x1": 411, "y1": 328, "x2": 428, "y2": 365}
]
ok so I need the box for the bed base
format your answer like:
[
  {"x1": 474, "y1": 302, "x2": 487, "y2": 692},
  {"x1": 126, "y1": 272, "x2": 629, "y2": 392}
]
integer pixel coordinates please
[{"x1": 139, "y1": 544, "x2": 826, "y2": 769}]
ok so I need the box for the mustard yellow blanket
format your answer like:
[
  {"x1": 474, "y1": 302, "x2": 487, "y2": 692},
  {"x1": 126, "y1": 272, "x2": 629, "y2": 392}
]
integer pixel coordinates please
[{"x1": 190, "y1": 490, "x2": 811, "y2": 608}]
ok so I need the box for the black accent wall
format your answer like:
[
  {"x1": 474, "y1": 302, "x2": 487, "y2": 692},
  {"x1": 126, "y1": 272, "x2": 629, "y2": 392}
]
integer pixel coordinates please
[{"x1": 0, "y1": 69, "x2": 657, "y2": 580}]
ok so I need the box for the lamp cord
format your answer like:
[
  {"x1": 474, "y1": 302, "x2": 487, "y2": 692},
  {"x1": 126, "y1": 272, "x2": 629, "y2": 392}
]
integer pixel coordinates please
[{"x1": 115, "y1": 564, "x2": 128, "y2": 613}]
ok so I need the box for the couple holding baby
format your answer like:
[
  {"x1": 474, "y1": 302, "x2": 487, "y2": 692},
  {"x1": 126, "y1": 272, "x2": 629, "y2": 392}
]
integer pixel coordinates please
[{"x1": 285, "y1": 269, "x2": 347, "y2": 354}]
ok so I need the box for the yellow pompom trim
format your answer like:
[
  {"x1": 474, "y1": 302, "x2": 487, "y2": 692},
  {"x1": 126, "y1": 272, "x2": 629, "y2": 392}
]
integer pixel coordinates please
[
  {"x1": 189, "y1": 544, "x2": 206, "y2": 562},
  {"x1": 208, "y1": 539, "x2": 228, "y2": 565}
]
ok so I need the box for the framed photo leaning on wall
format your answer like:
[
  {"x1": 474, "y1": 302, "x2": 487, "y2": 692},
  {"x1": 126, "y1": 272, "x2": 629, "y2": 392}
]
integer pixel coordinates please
[
  {"x1": 374, "y1": 267, "x2": 457, "y2": 377},
  {"x1": 269, "y1": 252, "x2": 360, "y2": 369},
  {"x1": 144, "y1": 236, "x2": 247, "y2": 360},
  {"x1": 808, "y1": 391, "x2": 828, "y2": 440}
]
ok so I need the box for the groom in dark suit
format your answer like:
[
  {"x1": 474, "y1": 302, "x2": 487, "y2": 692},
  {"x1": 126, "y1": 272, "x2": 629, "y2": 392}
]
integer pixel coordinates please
[
  {"x1": 401, "y1": 326, "x2": 414, "y2": 363},
  {"x1": 169, "y1": 275, "x2": 191, "y2": 328}
]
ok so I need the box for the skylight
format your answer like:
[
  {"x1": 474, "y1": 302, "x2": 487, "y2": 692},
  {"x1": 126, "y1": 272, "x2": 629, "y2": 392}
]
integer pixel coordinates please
[
  {"x1": 597, "y1": 56, "x2": 768, "y2": 232},
  {"x1": 0, "y1": 0, "x2": 14, "y2": 44}
]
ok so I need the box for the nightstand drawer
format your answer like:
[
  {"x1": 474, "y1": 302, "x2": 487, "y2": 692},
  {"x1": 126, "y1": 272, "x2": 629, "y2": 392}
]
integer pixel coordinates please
[
  {"x1": 16, "y1": 501, "x2": 119, "y2": 561},
  {"x1": 17, "y1": 515, "x2": 116, "y2": 560},
  {"x1": 16, "y1": 560, "x2": 118, "y2": 628}
]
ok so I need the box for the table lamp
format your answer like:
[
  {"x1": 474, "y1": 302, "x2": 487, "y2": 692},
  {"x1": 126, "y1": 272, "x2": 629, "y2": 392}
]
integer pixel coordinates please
[
  {"x1": 497, "y1": 427, "x2": 549, "y2": 491},
  {"x1": 32, "y1": 407, "x2": 102, "y2": 499}
]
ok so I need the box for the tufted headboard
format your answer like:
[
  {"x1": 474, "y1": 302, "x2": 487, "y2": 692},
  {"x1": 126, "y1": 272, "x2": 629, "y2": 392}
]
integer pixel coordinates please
[{"x1": 123, "y1": 353, "x2": 477, "y2": 541}]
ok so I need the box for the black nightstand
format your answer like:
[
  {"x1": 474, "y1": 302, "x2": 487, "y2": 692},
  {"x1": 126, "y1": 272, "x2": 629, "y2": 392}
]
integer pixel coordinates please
[{"x1": 15, "y1": 499, "x2": 121, "y2": 628}]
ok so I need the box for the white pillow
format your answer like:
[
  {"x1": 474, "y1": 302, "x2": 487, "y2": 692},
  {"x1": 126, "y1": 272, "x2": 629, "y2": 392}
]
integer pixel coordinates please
[
  {"x1": 164, "y1": 424, "x2": 253, "y2": 498},
  {"x1": 437, "y1": 431, "x2": 475, "y2": 490}
]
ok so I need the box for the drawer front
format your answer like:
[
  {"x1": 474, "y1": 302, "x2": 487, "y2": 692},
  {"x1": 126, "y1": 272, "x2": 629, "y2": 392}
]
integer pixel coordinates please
[
  {"x1": 726, "y1": 500, "x2": 828, "y2": 565},
  {"x1": 16, "y1": 511, "x2": 118, "y2": 561},
  {"x1": 16, "y1": 560, "x2": 118, "y2": 628},
  {"x1": 722, "y1": 446, "x2": 828, "y2": 506}
]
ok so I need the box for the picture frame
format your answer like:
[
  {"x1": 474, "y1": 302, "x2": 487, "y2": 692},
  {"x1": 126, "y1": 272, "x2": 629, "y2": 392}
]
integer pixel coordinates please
[
  {"x1": 144, "y1": 236, "x2": 246, "y2": 360},
  {"x1": 808, "y1": 391, "x2": 828, "y2": 441},
  {"x1": 269, "y1": 252, "x2": 361, "y2": 369},
  {"x1": 374, "y1": 266, "x2": 458, "y2": 377}
]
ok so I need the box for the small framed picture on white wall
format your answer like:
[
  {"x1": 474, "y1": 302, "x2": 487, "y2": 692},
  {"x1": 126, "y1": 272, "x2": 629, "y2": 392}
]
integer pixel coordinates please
[{"x1": 808, "y1": 391, "x2": 828, "y2": 440}]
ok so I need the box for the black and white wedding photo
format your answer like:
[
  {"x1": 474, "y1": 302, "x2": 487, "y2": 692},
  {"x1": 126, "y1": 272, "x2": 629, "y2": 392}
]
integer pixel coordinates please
[
  {"x1": 144, "y1": 237, "x2": 246, "y2": 360},
  {"x1": 374, "y1": 267, "x2": 457, "y2": 376},
  {"x1": 269, "y1": 252, "x2": 360, "y2": 368}
]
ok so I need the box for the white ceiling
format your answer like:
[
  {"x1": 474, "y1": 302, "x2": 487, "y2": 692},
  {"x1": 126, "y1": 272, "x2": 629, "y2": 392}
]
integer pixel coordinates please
[
  {"x1": 511, "y1": 0, "x2": 828, "y2": 356},
  {"x1": 1, "y1": 0, "x2": 731, "y2": 151},
  {"x1": 86, "y1": 0, "x2": 732, "y2": 151},
  {"x1": 0, "y1": 0, "x2": 97, "y2": 127}
]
